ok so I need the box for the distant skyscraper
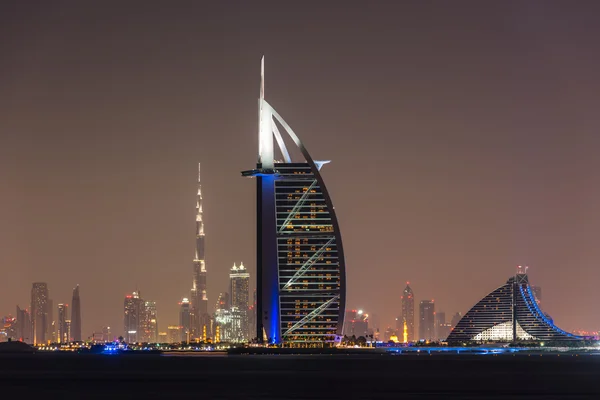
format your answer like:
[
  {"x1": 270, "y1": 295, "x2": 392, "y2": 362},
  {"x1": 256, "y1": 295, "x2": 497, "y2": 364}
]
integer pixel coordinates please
[
  {"x1": 31, "y1": 282, "x2": 50, "y2": 345},
  {"x1": 124, "y1": 291, "x2": 143, "y2": 343},
  {"x1": 450, "y1": 312, "x2": 462, "y2": 329},
  {"x1": 400, "y1": 283, "x2": 415, "y2": 342},
  {"x1": 419, "y1": 300, "x2": 435, "y2": 341},
  {"x1": 57, "y1": 303, "x2": 69, "y2": 343},
  {"x1": 190, "y1": 163, "x2": 209, "y2": 340},
  {"x1": 141, "y1": 301, "x2": 158, "y2": 343},
  {"x1": 71, "y1": 285, "x2": 82, "y2": 341},
  {"x1": 179, "y1": 298, "x2": 191, "y2": 342},
  {"x1": 229, "y1": 262, "x2": 250, "y2": 340},
  {"x1": 65, "y1": 320, "x2": 71, "y2": 342},
  {"x1": 16, "y1": 306, "x2": 32, "y2": 343},
  {"x1": 531, "y1": 286, "x2": 542, "y2": 305},
  {"x1": 242, "y1": 58, "x2": 346, "y2": 345},
  {"x1": 230, "y1": 263, "x2": 250, "y2": 310}
]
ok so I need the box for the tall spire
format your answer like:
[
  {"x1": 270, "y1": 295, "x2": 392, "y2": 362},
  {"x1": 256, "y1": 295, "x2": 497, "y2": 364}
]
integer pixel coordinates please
[
  {"x1": 258, "y1": 56, "x2": 274, "y2": 168},
  {"x1": 260, "y1": 55, "x2": 265, "y2": 100},
  {"x1": 191, "y1": 163, "x2": 208, "y2": 341},
  {"x1": 196, "y1": 163, "x2": 204, "y2": 238}
]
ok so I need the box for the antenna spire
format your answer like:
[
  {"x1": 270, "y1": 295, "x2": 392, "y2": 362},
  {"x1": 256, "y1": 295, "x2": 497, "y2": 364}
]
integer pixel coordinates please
[
  {"x1": 196, "y1": 163, "x2": 204, "y2": 235},
  {"x1": 260, "y1": 55, "x2": 265, "y2": 100}
]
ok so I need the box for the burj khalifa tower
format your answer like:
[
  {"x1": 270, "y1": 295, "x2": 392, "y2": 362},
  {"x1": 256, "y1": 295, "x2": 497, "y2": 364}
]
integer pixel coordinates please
[{"x1": 191, "y1": 163, "x2": 208, "y2": 340}]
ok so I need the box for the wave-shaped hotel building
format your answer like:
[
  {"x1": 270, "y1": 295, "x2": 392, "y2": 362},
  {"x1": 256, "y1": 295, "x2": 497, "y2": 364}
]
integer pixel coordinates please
[
  {"x1": 242, "y1": 58, "x2": 346, "y2": 345},
  {"x1": 447, "y1": 266, "x2": 585, "y2": 343}
]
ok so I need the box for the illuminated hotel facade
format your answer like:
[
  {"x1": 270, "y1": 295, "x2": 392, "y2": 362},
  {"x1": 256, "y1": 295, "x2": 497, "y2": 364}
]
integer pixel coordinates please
[
  {"x1": 447, "y1": 267, "x2": 585, "y2": 343},
  {"x1": 242, "y1": 58, "x2": 346, "y2": 345}
]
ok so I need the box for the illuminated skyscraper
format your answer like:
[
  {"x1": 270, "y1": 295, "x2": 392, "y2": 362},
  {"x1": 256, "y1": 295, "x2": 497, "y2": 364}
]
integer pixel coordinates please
[
  {"x1": 419, "y1": 300, "x2": 435, "y2": 341},
  {"x1": 141, "y1": 301, "x2": 158, "y2": 343},
  {"x1": 124, "y1": 291, "x2": 143, "y2": 343},
  {"x1": 190, "y1": 164, "x2": 209, "y2": 340},
  {"x1": 57, "y1": 303, "x2": 69, "y2": 343},
  {"x1": 71, "y1": 285, "x2": 82, "y2": 341},
  {"x1": 400, "y1": 283, "x2": 415, "y2": 342},
  {"x1": 229, "y1": 262, "x2": 250, "y2": 340},
  {"x1": 31, "y1": 282, "x2": 50, "y2": 345},
  {"x1": 230, "y1": 263, "x2": 250, "y2": 311},
  {"x1": 179, "y1": 298, "x2": 191, "y2": 343},
  {"x1": 242, "y1": 58, "x2": 346, "y2": 345},
  {"x1": 65, "y1": 320, "x2": 71, "y2": 342}
]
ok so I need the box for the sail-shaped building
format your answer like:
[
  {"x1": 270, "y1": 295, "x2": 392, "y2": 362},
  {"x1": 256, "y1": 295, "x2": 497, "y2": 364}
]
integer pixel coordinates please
[
  {"x1": 446, "y1": 266, "x2": 584, "y2": 343},
  {"x1": 242, "y1": 58, "x2": 346, "y2": 345}
]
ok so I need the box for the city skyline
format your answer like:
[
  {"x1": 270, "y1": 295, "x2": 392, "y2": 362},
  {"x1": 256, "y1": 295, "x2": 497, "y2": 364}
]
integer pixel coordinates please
[{"x1": 3, "y1": 2, "x2": 600, "y2": 335}]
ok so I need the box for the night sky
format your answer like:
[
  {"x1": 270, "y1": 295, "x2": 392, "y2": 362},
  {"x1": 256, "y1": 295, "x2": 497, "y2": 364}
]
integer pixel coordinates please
[{"x1": 2, "y1": 1, "x2": 600, "y2": 337}]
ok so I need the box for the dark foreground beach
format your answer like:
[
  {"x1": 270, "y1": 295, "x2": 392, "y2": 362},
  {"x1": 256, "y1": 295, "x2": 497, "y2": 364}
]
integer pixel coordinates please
[{"x1": 1, "y1": 352, "x2": 600, "y2": 399}]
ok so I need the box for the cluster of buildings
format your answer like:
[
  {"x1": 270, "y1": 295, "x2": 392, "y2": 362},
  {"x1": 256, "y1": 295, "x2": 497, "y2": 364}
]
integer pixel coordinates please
[
  {"x1": 123, "y1": 292, "x2": 157, "y2": 343},
  {"x1": 389, "y1": 283, "x2": 458, "y2": 343},
  {"x1": 170, "y1": 165, "x2": 255, "y2": 344},
  {"x1": 121, "y1": 262, "x2": 254, "y2": 344},
  {"x1": 120, "y1": 166, "x2": 255, "y2": 344},
  {"x1": 383, "y1": 279, "x2": 542, "y2": 344},
  {"x1": 1, "y1": 283, "x2": 83, "y2": 345},
  {"x1": 342, "y1": 283, "x2": 461, "y2": 344},
  {"x1": 342, "y1": 275, "x2": 546, "y2": 345}
]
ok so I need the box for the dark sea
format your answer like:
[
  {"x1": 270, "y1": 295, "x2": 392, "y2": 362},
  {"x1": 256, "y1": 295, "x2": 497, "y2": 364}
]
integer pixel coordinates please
[{"x1": 2, "y1": 352, "x2": 600, "y2": 399}]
